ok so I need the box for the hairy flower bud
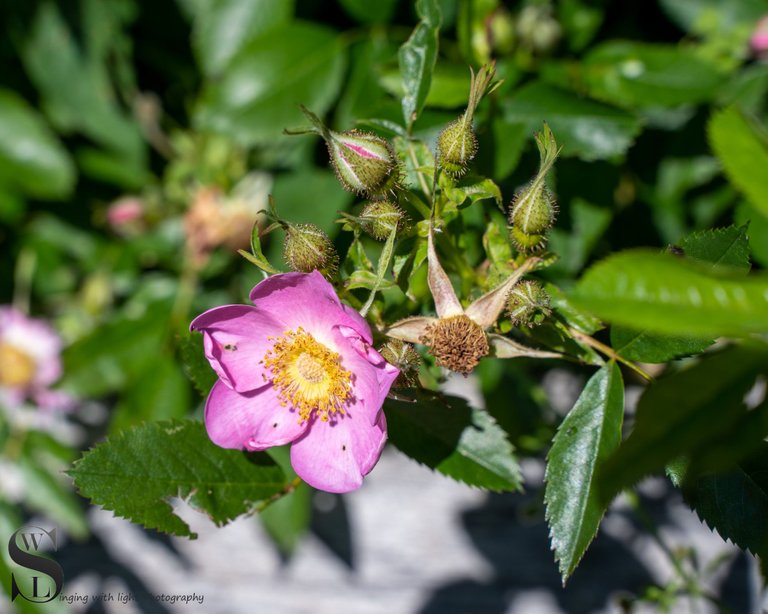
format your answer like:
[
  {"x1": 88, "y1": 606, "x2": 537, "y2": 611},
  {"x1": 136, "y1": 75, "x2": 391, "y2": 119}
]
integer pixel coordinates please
[
  {"x1": 509, "y1": 123, "x2": 560, "y2": 252},
  {"x1": 509, "y1": 183, "x2": 557, "y2": 251},
  {"x1": 506, "y1": 280, "x2": 551, "y2": 328},
  {"x1": 283, "y1": 223, "x2": 338, "y2": 278},
  {"x1": 437, "y1": 63, "x2": 498, "y2": 179},
  {"x1": 360, "y1": 201, "x2": 409, "y2": 241},
  {"x1": 327, "y1": 130, "x2": 399, "y2": 198},
  {"x1": 379, "y1": 339, "x2": 421, "y2": 388},
  {"x1": 437, "y1": 119, "x2": 478, "y2": 179}
]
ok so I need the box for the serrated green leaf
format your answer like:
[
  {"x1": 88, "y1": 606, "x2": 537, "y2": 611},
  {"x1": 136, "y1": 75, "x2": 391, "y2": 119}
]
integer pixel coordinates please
[
  {"x1": 398, "y1": 0, "x2": 441, "y2": 129},
  {"x1": 196, "y1": 22, "x2": 346, "y2": 146},
  {"x1": 680, "y1": 223, "x2": 751, "y2": 273},
  {"x1": 674, "y1": 443, "x2": 768, "y2": 559},
  {"x1": 571, "y1": 249, "x2": 768, "y2": 338},
  {"x1": 582, "y1": 41, "x2": 724, "y2": 108},
  {"x1": 0, "y1": 90, "x2": 74, "y2": 199},
  {"x1": 709, "y1": 106, "x2": 768, "y2": 217},
  {"x1": 597, "y1": 347, "x2": 766, "y2": 503},
  {"x1": 70, "y1": 420, "x2": 286, "y2": 538},
  {"x1": 736, "y1": 202, "x2": 768, "y2": 268},
  {"x1": 545, "y1": 362, "x2": 624, "y2": 583},
  {"x1": 385, "y1": 392, "x2": 522, "y2": 491},
  {"x1": 501, "y1": 82, "x2": 642, "y2": 161},
  {"x1": 180, "y1": 331, "x2": 219, "y2": 398}
]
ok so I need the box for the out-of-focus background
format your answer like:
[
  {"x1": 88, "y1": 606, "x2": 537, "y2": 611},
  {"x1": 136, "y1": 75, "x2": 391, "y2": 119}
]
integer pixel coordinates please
[{"x1": 1, "y1": 0, "x2": 768, "y2": 611}]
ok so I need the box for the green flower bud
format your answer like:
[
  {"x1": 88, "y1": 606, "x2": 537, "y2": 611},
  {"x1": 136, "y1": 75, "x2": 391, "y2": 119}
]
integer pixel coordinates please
[
  {"x1": 508, "y1": 123, "x2": 560, "y2": 252},
  {"x1": 437, "y1": 118, "x2": 478, "y2": 179},
  {"x1": 285, "y1": 107, "x2": 400, "y2": 199},
  {"x1": 506, "y1": 280, "x2": 551, "y2": 328},
  {"x1": 283, "y1": 223, "x2": 338, "y2": 278},
  {"x1": 327, "y1": 130, "x2": 399, "y2": 198},
  {"x1": 360, "y1": 201, "x2": 409, "y2": 241},
  {"x1": 437, "y1": 63, "x2": 499, "y2": 179},
  {"x1": 379, "y1": 339, "x2": 421, "y2": 388},
  {"x1": 509, "y1": 183, "x2": 557, "y2": 235}
]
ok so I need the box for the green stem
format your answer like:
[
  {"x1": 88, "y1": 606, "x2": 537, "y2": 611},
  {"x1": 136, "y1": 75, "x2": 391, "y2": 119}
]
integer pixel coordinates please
[{"x1": 566, "y1": 326, "x2": 654, "y2": 383}]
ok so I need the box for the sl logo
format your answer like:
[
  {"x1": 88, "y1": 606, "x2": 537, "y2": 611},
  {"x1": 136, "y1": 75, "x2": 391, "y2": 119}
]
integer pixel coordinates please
[{"x1": 7, "y1": 526, "x2": 64, "y2": 603}]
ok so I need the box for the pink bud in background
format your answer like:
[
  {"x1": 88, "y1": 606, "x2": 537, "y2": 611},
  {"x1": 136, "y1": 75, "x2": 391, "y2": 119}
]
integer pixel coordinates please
[
  {"x1": 107, "y1": 196, "x2": 145, "y2": 233},
  {"x1": 752, "y1": 16, "x2": 768, "y2": 55}
]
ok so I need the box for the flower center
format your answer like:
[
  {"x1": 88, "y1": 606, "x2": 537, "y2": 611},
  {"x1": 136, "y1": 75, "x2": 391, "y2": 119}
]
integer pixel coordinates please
[
  {"x1": 421, "y1": 315, "x2": 489, "y2": 375},
  {"x1": 262, "y1": 327, "x2": 352, "y2": 423},
  {"x1": 0, "y1": 342, "x2": 36, "y2": 388}
]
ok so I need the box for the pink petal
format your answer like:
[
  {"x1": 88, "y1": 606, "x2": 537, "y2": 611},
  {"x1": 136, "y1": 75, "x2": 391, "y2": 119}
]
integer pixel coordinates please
[
  {"x1": 191, "y1": 305, "x2": 282, "y2": 393},
  {"x1": 249, "y1": 271, "x2": 370, "y2": 345},
  {"x1": 205, "y1": 380, "x2": 308, "y2": 450},
  {"x1": 290, "y1": 410, "x2": 387, "y2": 493},
  {"x1": 335, "y1": 327, "x2": 399, "y2": 423}
]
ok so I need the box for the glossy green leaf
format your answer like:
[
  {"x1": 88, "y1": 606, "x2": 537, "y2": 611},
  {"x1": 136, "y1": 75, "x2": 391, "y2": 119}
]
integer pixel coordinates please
[
  {"x1": 610, "y1": 225, "x2": 750, "y2": 362},
  {"x1": 545, "y1": 362, "x2": 624, "y2": 583},
  {"x1": 0, "y1": 90, "x2": 74, "y2": 199},
  {"x1": 110, "y1": 356, "x2": 192, "y2": 433},
  {"x1": 582, "y1": 41, "x2": 724, "y2": 108},
  {"x1": 709, "y1": 106, "x2": 768, "y2": 217},
  {"x1": 501, "y1": 82, "x2": 642, "y2": 161},
  {"x1": 398, "y1": 0, "x2": 441, "y2": 129},
  {"x1": 597, "y1": 347, "x2": 766, "y2": 502},
  {"x1": 385, "y1": 392, "x2": 522, "y2": 491},
  {"x1": 70, "y1": 420, "x2": 286, "y2": 538},
  {"x1": 196, "y1": 22, "x2": 346, "y2": 146},
  {"x1": 183, "y1": 0, "x2": 294, "y2": 75},
  {"x1": 571, "y1": 249, "x2": 768, "y2": 337}
]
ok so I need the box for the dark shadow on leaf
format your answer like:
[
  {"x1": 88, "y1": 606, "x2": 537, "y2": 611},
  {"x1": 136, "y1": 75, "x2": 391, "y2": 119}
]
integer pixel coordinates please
[{"x1": 385, "y1": 392, "x2": 474, "y2": 470}]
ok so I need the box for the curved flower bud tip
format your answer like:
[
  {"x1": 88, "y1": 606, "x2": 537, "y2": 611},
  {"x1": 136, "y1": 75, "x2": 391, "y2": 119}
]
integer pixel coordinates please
[{"x1": 437, "y1": 62, "x2": 500, "y2": 178}]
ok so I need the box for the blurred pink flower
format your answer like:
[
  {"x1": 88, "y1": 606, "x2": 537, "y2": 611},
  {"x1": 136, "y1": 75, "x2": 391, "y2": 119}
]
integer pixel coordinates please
[
  {"x1": 752, "y1": 16, "x2": 768, "y2": 55},
  {"x1": 0, "y1": 306, "x2": 72, "y2": 411},
  {"x1": 191, "y1": 271, "x2": 399, "y2": 493}
]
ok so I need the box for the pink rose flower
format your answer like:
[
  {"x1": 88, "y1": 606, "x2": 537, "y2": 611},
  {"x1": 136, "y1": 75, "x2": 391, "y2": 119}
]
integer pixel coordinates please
[
  {"x1": 191, "y1": 271, "x2": 399, "y2": 493},
  {"x1": 0, "y1": 306, "x2": 72, "y2": 411}
]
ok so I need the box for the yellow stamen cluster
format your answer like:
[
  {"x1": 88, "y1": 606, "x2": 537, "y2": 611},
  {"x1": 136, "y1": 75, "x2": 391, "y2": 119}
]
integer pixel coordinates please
[
  {"x1": 262, "y1": 327, "x2": 352, "y2": 423},
  {"x1": 0, "y1": 343, "x2": 36, "y2": 387}
]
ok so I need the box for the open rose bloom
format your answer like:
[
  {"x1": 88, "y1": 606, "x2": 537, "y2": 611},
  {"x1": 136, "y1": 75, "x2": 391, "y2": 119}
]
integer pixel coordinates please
[
  {"x1": 191, "y1": 271, "x2": 399, "y2": 493},
  {"x1": 0, "y1": 306, "x2": 71, "y2": 411}
]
